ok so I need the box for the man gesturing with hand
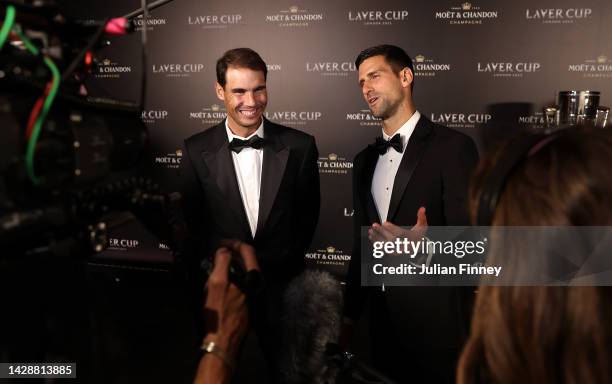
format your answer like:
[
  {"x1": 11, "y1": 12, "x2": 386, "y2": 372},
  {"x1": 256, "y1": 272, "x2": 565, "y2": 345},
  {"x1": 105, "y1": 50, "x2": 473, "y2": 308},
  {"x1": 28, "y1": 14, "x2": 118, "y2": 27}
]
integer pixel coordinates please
[
  {"x1": 368, "y1": 206, "x2": 428, "y2": 244},
  {"x1": 343, "y1": 45, "x2": 478, "y2": 383}
]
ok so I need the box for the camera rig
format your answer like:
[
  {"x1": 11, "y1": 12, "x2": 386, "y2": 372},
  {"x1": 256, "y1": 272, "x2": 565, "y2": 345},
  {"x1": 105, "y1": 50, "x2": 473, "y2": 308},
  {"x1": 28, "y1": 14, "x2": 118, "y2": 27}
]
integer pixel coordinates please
[{"x1": 0, "y1": 0, "x2": 181, "y2": 259}]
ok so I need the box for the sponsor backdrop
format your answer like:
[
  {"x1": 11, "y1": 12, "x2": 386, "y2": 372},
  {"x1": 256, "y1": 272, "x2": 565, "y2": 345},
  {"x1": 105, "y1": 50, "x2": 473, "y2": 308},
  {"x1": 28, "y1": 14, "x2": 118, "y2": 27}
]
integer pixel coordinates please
[{"x1": 61, "y1": 0, "x2": 612, "y2": 278}]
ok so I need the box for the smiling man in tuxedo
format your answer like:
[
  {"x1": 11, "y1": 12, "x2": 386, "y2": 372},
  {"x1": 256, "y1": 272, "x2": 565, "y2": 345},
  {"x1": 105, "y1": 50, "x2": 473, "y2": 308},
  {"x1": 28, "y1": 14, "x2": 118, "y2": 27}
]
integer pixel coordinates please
[
  {"x1": 180, "y1": 48, "x2": 320, "y2": 379},
  {"x1": 343, "y1": 45, "x2": 479, "y2": 383}
]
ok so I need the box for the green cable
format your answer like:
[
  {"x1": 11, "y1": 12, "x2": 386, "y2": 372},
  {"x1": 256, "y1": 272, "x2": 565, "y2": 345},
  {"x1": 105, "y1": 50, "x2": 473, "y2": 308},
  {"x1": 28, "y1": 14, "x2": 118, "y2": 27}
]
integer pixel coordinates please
[
  {"x1": 14, "y1": 29, "x2": 60, "y2": 185},
  {"x1": 13, "y1": 27, "x2": 38, "y2": 55},
  {"x1": 26, "y1": 57, "x2": 60, "y2": 185},
  {"x1": 0, "y1": 5, "x2": 16, "y2": 50}
]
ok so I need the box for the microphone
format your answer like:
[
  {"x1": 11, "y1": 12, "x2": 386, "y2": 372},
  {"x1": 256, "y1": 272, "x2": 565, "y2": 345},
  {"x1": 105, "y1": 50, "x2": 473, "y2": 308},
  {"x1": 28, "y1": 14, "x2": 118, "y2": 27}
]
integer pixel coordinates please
[
  {"x1": 279, "y1": 270, "x2": 401, "y2": 383},
  {"x1": 279, "y1": 270, "x2": 343, "y2": 383}
]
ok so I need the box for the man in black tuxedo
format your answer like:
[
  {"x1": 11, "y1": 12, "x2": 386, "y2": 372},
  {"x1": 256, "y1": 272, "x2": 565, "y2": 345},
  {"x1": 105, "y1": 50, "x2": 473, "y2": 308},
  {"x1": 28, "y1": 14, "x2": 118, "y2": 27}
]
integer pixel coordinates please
[
  {"x1": 343, "y1": 45, "x2": 479, "y2": 383},
  {"x1": 179, "y1": 48, "x2": 320, "y2": 379}
]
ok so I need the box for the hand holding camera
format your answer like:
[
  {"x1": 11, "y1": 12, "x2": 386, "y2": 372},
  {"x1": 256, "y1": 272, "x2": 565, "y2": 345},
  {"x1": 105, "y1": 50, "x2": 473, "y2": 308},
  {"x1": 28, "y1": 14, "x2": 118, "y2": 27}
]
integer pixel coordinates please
[{"x1": 194, "y1": 240, "x2": 261, "y2": 384}]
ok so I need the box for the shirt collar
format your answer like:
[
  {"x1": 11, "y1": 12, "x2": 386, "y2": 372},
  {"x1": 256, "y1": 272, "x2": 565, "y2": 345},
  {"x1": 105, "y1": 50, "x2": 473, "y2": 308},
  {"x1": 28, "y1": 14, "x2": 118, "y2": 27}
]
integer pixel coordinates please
[
  {"x1": 225, "y1": 118, "x2": 265, "y2": 142},
  {"x1": 382, "y1": 110, "x2": 421, "y2": 150}
]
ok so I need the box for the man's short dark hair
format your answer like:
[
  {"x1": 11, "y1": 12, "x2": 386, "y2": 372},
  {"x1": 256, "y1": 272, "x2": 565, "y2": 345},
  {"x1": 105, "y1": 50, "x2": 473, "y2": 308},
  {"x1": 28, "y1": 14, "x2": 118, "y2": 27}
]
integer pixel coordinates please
[
  {"x1": 355, "y1": 44, "x2": 414, "y2": 91},
  {"x1": 216, "y1": 48, "x2": 268, "y2": 87}
]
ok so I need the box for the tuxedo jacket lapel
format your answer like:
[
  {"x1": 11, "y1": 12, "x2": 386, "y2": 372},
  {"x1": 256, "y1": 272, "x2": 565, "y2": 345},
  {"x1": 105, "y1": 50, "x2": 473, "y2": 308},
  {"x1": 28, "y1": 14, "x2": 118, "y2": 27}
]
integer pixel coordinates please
[
  {"x1": 362, "y1": 146, "x2": 381, "y2": 224},
  {"x1": 387, "y1": 117, "x2": 434, "y2": 222},
  {"x1": 256, "y1": 121, "x2": 289, "y2": 238},
  {"x1": 200, "y1": 122, "x2": 252, "y2": 240}
]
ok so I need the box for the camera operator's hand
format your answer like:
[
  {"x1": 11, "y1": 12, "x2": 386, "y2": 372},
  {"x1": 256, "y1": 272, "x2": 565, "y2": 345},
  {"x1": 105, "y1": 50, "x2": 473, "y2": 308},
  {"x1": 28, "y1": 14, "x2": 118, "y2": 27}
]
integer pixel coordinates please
[{"x1": 194, "y1": 241, "x2": 259, "y2": 384}]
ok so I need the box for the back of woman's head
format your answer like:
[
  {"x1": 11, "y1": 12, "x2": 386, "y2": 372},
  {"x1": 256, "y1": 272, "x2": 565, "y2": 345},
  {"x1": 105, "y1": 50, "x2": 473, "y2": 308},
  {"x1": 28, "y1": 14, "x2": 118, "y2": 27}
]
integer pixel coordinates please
[
  {"x1": 458, "y1": 126, "x2": 612, "y2": 384},
  {"x1": 470, "y1": 126, "x2": 612, "y2": 227}
]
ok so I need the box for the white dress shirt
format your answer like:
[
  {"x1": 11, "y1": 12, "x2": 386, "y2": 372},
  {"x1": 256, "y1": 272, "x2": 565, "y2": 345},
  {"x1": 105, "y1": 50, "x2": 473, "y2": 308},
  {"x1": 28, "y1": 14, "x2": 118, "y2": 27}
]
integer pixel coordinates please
[
  {"x1": 371, "y1": 110, "x2": 421, "y2": 222},
  {"x1": 225, "y1": 119, "x2": 264, "y2": 237}
]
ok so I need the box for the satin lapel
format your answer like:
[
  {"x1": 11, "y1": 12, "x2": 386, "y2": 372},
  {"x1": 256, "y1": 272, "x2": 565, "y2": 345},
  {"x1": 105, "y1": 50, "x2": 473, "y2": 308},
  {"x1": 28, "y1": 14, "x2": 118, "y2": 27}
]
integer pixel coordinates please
[
  {"x1": 201, "y1": 124, "x2": 252, "y2": 239},
  {"x1": 362, "y1": 146, "x2": 381, "y2": 224},
  {"x1": 256, "y1": 123, "x2": 289, "y2": 238},
  {"x1": 387, "y1": 117, "x2": 434, "y2": 222}
]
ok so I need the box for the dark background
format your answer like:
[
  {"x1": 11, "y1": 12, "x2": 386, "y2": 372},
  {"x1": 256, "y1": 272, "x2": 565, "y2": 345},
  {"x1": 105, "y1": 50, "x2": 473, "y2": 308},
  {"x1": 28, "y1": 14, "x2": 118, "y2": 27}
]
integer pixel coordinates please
[
  {"x1": 3, "y1": 0, "x2": 612, "y2": 382},
  {"x1": 69, "y1": 0, "x2": 612, "y2": 276}
]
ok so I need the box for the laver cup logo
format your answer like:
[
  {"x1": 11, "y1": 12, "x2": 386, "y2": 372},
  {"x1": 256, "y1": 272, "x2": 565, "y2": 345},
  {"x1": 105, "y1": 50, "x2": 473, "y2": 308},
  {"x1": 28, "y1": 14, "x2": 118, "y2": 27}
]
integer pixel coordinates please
[
  {"x1": 431, "y1": 112, "x2": 492, "y2": 128},
  {"x1": 108, "y1": 238, "x2": 140, "y2": 251},
  {"x1": 477, "y1": 62, "x2": 541, "y2": 78},
  {"x1": 306, "y1": 61, "x2": 356, "y2": 77},
  {"x1": 526, "y1": 8, "x2": 592, "y2": 24},
  {"x1": 265, "y1": 6, "x2": 323, "y2": 27},
  {"x1": 435, "y1": 2, "x2": 499, "y2": 24},
  {"x1": 151, "y1": 63, "x2": 204, "y2": 78},
  {"x1": 348, "y1": 9, "x2": 409, "y2": 26},
  {"x1": 187, "y1": 14, "x2": 243, "y2": 29},
  {"x1": 141, "y1": 110, "x2": 168, "y2": 124},
  {"x1": 264, "y1": 111, "x2": 322, "y2": 126}
]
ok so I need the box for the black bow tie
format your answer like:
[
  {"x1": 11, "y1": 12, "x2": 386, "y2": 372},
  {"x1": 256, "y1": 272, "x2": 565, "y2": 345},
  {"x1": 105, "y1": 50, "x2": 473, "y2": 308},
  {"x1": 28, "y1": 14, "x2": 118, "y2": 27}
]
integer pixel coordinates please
[
  {"x1": 228, "y1": 136, "x2": 266, "y2": 153},
  {"x1": 373, "y1": 134, "x2": 403, "y2": 155}
]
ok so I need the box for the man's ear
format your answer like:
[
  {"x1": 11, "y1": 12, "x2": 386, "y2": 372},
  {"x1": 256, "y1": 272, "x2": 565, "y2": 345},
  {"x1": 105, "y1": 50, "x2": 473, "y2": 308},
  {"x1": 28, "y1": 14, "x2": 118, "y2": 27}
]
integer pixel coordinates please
[
  {"x1": 401, "y1": 68, "x2": 413, "y2": 89},
  {"x1": 215, "y1": 82, "x2": 225, "y2": 101}
]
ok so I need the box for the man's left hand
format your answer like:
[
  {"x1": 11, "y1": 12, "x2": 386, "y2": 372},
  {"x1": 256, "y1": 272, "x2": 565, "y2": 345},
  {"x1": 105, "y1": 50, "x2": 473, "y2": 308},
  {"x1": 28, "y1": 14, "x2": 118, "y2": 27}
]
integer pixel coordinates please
[{"x1": 368, "y1": 206, "x2": 428, "y2": 244}]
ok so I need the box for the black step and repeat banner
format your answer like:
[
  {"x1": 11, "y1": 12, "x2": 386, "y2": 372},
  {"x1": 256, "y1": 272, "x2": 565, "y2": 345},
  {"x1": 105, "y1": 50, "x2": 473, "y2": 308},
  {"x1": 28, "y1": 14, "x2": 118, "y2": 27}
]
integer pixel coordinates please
[{"x1": 63, "y1": 0, "x2": 612, "y2": 278}]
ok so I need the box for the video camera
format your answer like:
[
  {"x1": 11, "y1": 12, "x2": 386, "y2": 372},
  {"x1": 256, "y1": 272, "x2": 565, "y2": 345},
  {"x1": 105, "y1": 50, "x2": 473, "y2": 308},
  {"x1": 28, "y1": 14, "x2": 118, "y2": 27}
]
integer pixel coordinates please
[{"x1": 0, "y1": 0, "x2": 183, "y2": 259}]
